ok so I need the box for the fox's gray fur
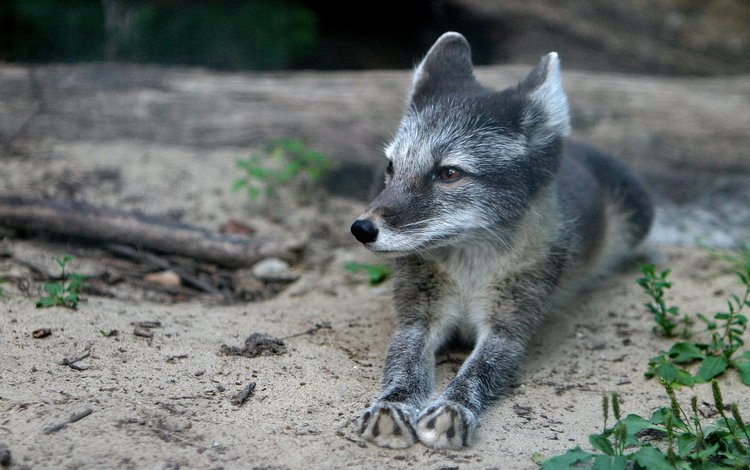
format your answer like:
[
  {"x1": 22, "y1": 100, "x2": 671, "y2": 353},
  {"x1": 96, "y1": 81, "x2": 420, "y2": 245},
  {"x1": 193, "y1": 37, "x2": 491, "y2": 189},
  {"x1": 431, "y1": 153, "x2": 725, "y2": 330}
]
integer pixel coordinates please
[{"x1": 350, "y1": 32, "x2": 653, "y2": 449}]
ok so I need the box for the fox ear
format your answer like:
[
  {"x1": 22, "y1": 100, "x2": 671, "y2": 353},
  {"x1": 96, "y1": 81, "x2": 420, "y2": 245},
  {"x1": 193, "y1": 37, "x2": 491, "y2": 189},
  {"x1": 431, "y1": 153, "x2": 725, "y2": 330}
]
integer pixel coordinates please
[
  {"x1": 410, "y1": 32, "x2": 477, "y2": 102},
  {"x1": 517, "y1": 52, "x2": 570, "y2": 139}
]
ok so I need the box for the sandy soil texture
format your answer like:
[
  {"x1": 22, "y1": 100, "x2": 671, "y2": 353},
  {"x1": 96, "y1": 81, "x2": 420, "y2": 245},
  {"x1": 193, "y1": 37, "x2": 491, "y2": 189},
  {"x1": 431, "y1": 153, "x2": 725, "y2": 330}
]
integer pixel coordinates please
[{"x1": 1, "y1": 153, "x2": 748, "y2": 470}]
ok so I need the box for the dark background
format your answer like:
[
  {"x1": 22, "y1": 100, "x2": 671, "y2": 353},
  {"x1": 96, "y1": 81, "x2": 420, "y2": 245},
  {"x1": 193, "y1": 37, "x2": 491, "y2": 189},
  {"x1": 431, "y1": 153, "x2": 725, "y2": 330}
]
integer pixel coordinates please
[{"x1": 1, "y1": 0, "x2": 749, "y2": 74}]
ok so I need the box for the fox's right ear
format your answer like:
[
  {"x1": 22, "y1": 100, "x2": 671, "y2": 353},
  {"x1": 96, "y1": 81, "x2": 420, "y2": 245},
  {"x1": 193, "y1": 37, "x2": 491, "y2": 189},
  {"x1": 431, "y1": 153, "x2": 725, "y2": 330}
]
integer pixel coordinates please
[
  {"x1": 409, "y1": 32, "x2": 477, "y2": 104},
  {"x1": 516, "y1": 52, "x2": 571, "y2": 140}
]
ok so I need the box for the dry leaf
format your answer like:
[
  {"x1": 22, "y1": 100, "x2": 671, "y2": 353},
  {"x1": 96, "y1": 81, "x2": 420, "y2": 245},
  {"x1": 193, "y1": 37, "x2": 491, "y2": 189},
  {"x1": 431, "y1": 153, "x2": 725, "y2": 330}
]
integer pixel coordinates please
[
  {"x1": 32, "y1": 328, "x2": 52, "y2": 339},
  {"x1": 220, "y1": 218, "x2": 256, "y2": 235}
]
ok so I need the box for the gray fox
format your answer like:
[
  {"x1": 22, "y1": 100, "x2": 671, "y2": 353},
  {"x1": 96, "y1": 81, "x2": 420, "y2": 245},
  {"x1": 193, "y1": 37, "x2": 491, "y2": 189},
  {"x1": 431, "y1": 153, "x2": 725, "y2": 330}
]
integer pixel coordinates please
[{"x1": 350, "y1": 32, "x2": 653, "y2": 449}]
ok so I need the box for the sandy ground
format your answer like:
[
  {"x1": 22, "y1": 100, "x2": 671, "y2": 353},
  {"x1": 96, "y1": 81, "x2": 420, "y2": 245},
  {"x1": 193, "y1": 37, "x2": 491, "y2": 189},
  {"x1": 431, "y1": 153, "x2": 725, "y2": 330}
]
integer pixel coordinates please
[
  {"x1": 1, "y1": 76, "x2": 749, "y2": 469},
  {"x1": 3, "y1": 241, "x2": 749, "y2": 470}
]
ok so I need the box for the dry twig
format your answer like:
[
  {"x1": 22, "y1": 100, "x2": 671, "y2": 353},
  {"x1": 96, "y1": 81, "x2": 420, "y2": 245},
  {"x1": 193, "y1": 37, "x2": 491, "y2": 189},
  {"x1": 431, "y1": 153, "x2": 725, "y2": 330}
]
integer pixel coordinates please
[{"x1": 42, "y1": 408, "x2": 93, "y2": 434}]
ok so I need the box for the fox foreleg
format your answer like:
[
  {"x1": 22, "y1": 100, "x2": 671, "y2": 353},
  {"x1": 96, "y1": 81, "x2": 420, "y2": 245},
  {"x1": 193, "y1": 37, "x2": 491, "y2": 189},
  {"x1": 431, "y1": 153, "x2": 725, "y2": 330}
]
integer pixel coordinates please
[
  {"x1": 415, "y1": 332, "x2": 525, "y2": 449},
  {"x1": 359, "y1": 325, "x2": 436, "y2": 448}
]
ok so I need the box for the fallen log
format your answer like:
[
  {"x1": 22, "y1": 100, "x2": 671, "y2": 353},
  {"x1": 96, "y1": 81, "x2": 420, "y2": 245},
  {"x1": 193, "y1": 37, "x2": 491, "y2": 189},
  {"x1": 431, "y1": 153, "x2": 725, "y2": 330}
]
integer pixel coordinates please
[{"x1": 0, "y1": 195, "x2": 305, "y2": 268}]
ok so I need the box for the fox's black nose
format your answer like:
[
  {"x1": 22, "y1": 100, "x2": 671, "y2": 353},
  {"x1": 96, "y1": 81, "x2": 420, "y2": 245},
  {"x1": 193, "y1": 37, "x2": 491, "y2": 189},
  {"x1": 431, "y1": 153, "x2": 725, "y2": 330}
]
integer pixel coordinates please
[{"x1": 351, "y1": 219, "x2": 379, "y2": 244}]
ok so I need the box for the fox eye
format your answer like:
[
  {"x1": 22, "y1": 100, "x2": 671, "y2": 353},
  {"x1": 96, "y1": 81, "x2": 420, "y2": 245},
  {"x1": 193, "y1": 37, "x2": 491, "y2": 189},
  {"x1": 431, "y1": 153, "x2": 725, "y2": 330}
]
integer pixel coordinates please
[
  {"x1": 386, "y1": 160, "x2": 394, "y2": 176},
  {"x1": 436, "y1": 166, "x2": 462, "y2": 183}
]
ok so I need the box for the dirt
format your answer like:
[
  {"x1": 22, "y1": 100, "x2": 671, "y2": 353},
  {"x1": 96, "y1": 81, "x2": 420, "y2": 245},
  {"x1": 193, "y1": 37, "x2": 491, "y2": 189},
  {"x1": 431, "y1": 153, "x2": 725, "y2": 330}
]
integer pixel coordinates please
[{"x1": 1, "y1": 71, "x2": 749, "y2": 469}]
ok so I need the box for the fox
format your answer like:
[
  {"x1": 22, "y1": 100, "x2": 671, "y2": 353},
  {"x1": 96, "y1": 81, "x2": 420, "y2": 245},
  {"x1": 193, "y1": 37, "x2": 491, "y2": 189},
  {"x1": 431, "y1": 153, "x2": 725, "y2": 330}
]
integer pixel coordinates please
[{"x1": 349, "y1": 32, "x2": 653, "y2": 449}]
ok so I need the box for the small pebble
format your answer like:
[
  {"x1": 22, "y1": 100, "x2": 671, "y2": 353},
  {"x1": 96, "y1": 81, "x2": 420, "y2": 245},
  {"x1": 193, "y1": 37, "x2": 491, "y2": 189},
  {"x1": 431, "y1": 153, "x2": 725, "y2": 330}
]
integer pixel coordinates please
[{"x1": 251, "y1": 257, "x2": 290, "y2": 280}]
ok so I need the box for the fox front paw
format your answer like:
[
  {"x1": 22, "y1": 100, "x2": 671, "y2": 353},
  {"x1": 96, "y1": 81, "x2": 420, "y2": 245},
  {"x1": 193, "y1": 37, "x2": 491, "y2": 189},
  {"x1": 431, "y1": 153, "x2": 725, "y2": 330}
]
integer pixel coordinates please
[
  {"x1": 359, "y1": 402, "x2": 418, "y2": 448},
  {"x1": 416, "y1": 400, "x2": 477, "y2": 449}
]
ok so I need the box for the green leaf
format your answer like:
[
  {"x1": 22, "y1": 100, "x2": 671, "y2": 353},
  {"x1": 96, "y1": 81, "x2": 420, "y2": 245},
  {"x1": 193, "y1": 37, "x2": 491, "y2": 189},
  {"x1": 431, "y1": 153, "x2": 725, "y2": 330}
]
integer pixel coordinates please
[
  {"x1": 696, "y1": 312, "x2": 717, "y2": 329},
  {"x1": 734, "y1": 356, "x2": 750, "y2": 385},
  {"x1": 231, "y1": 178, "x2": 247, "y2": 192},
  {"x1": 656, "y1": 362, "x2": 678, "y2": 382},
  {"x1": 56, "y1": 254, "x2": 73, "y2": 269},
  {"x1": 676, "y1": 431, "x2": 697, "y2": 457},
  {"x1": 619, "y1": 414, "x2": 661, "y2": 443},
  {"x1": 631, "y1": 446, "x2": 673, "y2": 470},
  {"x1": 667, "y1": 342, "x2": 705, "y2": 363},
  {"x1": 694, "y1": 442, "x2": 720, "y2": 460},
  {"x1": 68, "y1": 274, "x2": 87, "y2": 290},
  {"x1": 344, "y1": 262, "x2": 391, "y2": 286},
  {"x1": 248, "y1": 166, "x2": 271, "y2": 179},
  {"x1": 63, "y1": 293, "x2": 79, "y2": 307},
  {"x1": 539, "y1": 446, "x2": 593, "y2": 470},
  {"x1": 44, "y1": 282, "x2": 64, "y2": 296},
  {"x1": 675, "y1": 368, "x2": 695, "y2": 387},
  {"x1": 649, "y1": 407, "x2": 673, "y2": 426},
  {"x1": 247, "y1": 186, "x2": 261, "y2": 200},
  {"x1": 697, "y1": 355, "x2": 729, "y2": 382},
  {"x1": 592, "y1": 455, "x2": 627, "y2": 470},
  {"x1": 279, "y1": 138, "x2": 305, "y2": 154},
  {"x1": 36, "y1": 296, "x2": 58, "y2": 308},
  {"x1": 589, "y1": 433, "x2": 615, "y2": 456}
]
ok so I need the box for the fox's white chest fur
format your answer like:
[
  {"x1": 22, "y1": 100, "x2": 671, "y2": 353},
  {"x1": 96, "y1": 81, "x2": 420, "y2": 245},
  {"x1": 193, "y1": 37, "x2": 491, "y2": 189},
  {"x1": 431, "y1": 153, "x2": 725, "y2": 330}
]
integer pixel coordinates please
[{"x1": 430, "y1": 188, "x2": 563, "y2": 341}]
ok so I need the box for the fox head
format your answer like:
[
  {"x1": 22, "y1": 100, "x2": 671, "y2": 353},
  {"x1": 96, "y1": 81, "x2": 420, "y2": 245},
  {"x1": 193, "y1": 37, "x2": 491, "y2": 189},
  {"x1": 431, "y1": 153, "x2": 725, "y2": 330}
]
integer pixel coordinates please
[{"x1": 351, "y1": 32, "x2": 570, "y2": 256}]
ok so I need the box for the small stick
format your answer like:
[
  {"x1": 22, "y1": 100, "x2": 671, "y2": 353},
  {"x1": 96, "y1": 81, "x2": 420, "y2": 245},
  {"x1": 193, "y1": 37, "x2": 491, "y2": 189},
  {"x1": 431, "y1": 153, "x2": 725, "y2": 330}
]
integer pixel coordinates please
[
  {"x1": 231, "y1": 382, "x2": 256, "y2": 406},
  {"x1": 281, "y1": 322, "x2": 332, "y2": 340},
  {"x1": 61, "y1": 350, "x2": 91, "y2": 371},
  {"x1": 43, "y1": 408, "x2": 93, "y2": 434}
]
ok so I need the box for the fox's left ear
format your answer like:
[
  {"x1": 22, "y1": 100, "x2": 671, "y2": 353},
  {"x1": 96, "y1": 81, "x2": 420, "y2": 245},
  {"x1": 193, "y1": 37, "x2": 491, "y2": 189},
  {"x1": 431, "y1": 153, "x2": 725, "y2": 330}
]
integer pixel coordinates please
[{"x1": 517, "y1": 52, "x2": 571, "y2": 140}]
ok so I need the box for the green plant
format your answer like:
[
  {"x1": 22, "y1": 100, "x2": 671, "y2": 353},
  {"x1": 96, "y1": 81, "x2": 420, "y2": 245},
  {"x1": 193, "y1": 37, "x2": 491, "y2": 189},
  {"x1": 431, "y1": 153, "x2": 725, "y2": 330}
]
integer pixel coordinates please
[
  {"x1": 537, "y1": 247, "x2": 750, "y2": 468},
  {"x1": 637, "y1": 264, "x2": 689, "y2": 338},
  {"x1": 538, "y1": 380, "x2": 750, "y2": 469},
  {"x1": 0, "y1": 279, "x2": 6, "y2": 298},
  {"x1": 641, "y1": 257, "x2": 750, "y2": 386},
  {"x1": 36, "y1": 254, "x2": 87, "y2": 309},
  {"x1": 232, "y1": 139, "x2": 331, "y2": 201},
  {"x1": 344, "y1": 261, "x2": 392, "y2": 286},
  {"x1": 710, "y1": 244, "x2": 750, "y2": 275}
]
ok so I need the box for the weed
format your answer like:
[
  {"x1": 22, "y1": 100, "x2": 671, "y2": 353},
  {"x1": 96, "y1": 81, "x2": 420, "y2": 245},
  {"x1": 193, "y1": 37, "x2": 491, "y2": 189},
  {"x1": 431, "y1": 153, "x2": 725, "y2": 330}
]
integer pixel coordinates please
[
  {"x1": 537, "y1": 247, "x2": 750, "y2": 468},
  {"x1": 641, "y1": 256, "x2": 750, "y2": 386},
  {"x1": 0, "y1": 279, "x2": 6, "y2": 298},
  {"x1": 36, "y1": 254, "x2": 87, "y2": 309},
  {"x1": 637, "y1": 264, "x2": 686, "y2": 338},
  {"x1": 539, "y1": 380, "x2": 750, "y2": 469},
  {"x1": 232, "y1": 139, "x2": 331, "y2": 201},
  {"x1": 344, "y1": 261, "x2": 391, "y2": 286},
  {"x1": 710, "y1": 243, "x2": 750, "y2": 274}
]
